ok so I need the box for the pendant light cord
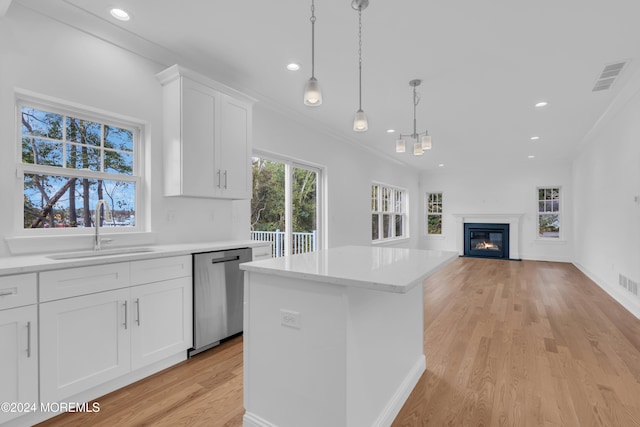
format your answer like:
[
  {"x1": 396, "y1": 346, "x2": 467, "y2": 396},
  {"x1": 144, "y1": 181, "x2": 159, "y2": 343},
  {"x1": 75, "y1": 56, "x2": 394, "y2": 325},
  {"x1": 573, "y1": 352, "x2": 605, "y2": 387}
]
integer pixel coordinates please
[
  {"x1": 357, "y1": 7, "x2": 363, "y2": 110},
  {"x1": 310, "y1": 0, "x2": 316, "y2": 79},
  {"x1": 412, "y1": 86, "x2": 419, "y2": 138}
]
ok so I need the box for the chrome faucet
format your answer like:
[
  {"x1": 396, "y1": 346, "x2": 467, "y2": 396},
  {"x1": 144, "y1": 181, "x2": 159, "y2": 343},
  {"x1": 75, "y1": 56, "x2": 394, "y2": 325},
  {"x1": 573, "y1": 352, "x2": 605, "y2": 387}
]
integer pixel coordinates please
[{"x1": 94, "y1": 200, "x2": 113, "y2": 251}]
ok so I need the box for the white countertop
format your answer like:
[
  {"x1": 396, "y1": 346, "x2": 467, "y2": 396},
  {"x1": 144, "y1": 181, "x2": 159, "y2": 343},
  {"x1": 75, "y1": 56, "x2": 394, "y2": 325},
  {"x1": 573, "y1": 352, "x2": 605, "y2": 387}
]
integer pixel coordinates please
[
  {"x1": 240, "y1": 245, "x2": 458, "y2": 293},
  {"x1": 0, "y1": 240, "x2": 271, "y2": 276}
]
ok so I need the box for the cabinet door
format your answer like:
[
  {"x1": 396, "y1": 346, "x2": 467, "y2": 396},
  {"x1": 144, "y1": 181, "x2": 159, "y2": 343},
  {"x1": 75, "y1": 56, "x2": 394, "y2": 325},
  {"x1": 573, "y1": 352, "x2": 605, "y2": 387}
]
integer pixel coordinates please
[
  {"x1": 218, "y1": 94, "x2": 252, "y2": 199},
  {"x1": 181, "y1": 77, "x2": 219, "y2": 197},
  {"x1": 40, "y1": 288, "x2": 131, "y2": 403},
  {"x1": 0, "y1": 305, "x2": 38, "y2": 424},
  {"x1": 130, "y1": 277, "x2": 192, "y2": 370}
]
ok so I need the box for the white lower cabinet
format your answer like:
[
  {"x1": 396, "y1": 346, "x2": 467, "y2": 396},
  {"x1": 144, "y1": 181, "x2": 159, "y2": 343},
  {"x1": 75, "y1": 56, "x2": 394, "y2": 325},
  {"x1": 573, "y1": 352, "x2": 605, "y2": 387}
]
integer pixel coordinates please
[
  {"x1": 130, "y1": 277, "x2": 192, "y2": 370},
  {"x1": 251, "y1": 243, "x2": 272, "y2": 261},
  {"x1": 39, "y1": 288, "x2": 132, "y2": 403},
  {"x1": 0, "y1": 305, "x2": 38, "y2": 425},
  {"x1": 39, "y1": 256, "x2": 193, "y2": 404}
]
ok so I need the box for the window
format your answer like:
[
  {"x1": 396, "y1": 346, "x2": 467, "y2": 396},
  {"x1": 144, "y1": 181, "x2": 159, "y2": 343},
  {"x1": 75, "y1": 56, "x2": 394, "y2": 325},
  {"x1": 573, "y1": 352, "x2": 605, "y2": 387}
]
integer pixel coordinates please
[
  {"x1": 250, "y1": 154, "x2": 322, "y2": 257},
  {"x1": 426, "y1": 192, "x2": 443, "y2": 235},
  {"x1": 537, "y1": 187, "x2": 560, "y2": 238},
  {"x1": 372, "y1": 183, "x2": 407, "y2": 242},
  {"x1": 19, "y1": 98, "x2": 141, "y2": 232}
]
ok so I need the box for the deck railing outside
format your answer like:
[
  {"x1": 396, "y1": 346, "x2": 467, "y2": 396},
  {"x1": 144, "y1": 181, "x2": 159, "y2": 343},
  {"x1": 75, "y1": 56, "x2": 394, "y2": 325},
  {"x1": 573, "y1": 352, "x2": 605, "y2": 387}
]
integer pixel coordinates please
[{"x1": 250, "y1": 229, "x2": 316, "y2": 258}]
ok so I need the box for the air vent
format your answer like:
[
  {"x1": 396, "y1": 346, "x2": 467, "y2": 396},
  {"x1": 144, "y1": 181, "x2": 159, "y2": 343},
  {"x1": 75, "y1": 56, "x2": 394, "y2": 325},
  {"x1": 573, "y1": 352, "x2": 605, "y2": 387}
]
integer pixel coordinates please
[
  {"x1": 619, "y1": 273, "x2": 639, "y2": 297},
  {"x1": 592, "y1": 61, "x2": 628, "y2": 92}
]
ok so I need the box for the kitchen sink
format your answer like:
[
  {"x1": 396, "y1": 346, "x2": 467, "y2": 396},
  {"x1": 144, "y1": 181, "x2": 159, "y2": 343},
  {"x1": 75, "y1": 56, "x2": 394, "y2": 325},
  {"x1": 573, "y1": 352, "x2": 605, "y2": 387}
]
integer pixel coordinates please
[{"x1": 47, "y1": 247, "x2": 158, "y2": 260}]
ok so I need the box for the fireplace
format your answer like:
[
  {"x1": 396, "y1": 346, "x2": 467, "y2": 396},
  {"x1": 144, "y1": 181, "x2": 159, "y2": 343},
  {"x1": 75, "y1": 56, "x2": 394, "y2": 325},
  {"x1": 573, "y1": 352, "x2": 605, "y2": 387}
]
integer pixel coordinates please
[
  {"x1": 464, "y1": 223, "x2": 510, "y2": 259},
  {"x1": 453, "y1": 214, "x2": 522, "y2": 260}
]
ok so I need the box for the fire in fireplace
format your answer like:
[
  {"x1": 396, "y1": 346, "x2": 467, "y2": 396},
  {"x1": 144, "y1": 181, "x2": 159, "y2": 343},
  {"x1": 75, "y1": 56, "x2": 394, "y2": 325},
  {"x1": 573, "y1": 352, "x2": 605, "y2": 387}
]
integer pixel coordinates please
[{"x1": 464, "y1": 223, "x2": 509, "y2": 259}]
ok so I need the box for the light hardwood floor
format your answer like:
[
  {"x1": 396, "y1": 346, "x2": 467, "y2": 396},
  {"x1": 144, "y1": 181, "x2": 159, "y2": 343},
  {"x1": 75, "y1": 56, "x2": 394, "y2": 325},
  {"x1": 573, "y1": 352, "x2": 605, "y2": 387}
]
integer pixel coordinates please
[{"x1": 37, "y1": 258, "x2": 640, "y2": 426}]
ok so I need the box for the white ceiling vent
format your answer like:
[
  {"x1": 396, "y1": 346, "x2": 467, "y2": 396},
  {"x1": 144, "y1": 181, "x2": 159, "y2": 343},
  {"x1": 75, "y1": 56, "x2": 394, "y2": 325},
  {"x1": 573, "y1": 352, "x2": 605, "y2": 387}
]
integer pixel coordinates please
[{"x1": 592, "y1": 61, "x2": 628, "y2": 91}]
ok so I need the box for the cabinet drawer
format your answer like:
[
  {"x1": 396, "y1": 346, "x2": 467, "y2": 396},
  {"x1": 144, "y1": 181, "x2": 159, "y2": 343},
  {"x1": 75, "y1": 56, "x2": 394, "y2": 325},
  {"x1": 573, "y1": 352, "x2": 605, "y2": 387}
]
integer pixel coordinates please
[
  {"x1": 0, "y1": 273, "x2": 37, "y2": 310},
  {"x1": 40, "y1": 263, "x2": 130, "y2": 302},
  {"x1": 251, "y1": 244, "x2": 272, "y2": 261},
  {"x1": 131, "y1": 255, "x2": 192, "y2": 285}
]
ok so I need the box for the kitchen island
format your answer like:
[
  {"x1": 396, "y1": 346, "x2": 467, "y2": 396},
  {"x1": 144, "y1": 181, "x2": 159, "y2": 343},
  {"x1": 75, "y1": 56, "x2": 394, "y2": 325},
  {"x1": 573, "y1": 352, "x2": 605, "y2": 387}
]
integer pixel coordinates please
[{"x1": 240, "y1": 246, "x2": 458, "y2": 427}]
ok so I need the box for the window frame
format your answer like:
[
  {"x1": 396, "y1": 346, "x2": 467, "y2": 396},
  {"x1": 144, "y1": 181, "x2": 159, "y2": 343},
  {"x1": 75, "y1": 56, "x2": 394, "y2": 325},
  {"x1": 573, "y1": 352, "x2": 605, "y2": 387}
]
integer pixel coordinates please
[
  {"x1": 371, "y1": 182, "x2": 409, "y2": 243},
  {"x1": 15, "y1": 92, "x2": 145, "y2": 236},
  {"x1": 425, "y1": 192, "x2": 443, "y2": 236},
  {"x1": 536, "y1": 186, "x2": 561, "y2": 240}
]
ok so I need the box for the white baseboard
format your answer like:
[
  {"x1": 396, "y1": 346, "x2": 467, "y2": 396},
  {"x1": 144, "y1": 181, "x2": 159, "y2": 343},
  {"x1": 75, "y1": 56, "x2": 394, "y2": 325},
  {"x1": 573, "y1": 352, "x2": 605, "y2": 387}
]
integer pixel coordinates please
[
  {"x1": 243, "y1": 411, "x2": 280, "y2": 427},
  {"x1": 373, "y1": 355, "x2": 426, "y2": 427},
  {"x1": 573, "y1": 261, "x2": 640, "y2": 320},
  {"x1": 520, "y1": 253, "x2": 572, "y2": 263}
]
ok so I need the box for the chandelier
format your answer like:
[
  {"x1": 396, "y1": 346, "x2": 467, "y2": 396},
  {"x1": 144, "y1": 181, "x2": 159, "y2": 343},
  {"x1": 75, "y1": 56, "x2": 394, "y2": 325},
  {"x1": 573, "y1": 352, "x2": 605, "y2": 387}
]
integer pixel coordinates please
[{"x1": 395, "y1": 79, "x2": 432, "y2": 156}]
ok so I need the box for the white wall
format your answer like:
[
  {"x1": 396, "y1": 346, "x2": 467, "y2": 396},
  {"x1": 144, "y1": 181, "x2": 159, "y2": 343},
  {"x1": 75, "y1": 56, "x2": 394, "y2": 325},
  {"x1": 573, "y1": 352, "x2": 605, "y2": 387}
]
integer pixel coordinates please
[
  {"x1": 419, "y1": 162, "x2": 574, "y2": 262},
  {"x1": 0, "y1": 5, "x2": 421, "y2": 258},
  {"x1": 0, "y1": 5, "x2": 242, "y2": 257},
  {"x1": 573, "y1": 84, "x2": 640, "y2": 318},
  {"x1": 252, "y1": 104, "x2": 421, "y2": 250}
]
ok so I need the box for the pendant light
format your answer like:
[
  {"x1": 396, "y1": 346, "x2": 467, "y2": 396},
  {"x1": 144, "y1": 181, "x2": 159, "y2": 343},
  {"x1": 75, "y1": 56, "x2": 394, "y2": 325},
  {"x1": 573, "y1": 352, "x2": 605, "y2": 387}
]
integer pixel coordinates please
[
  {"x1": 395, "y1": 79, "x2": 433, "y2": 156},
  {"x1": 352, "y1": 0, "x2": 368, "y2": 131},
  {"x1": 303, "y1": 0, "x2": 322, "y2": 106}
]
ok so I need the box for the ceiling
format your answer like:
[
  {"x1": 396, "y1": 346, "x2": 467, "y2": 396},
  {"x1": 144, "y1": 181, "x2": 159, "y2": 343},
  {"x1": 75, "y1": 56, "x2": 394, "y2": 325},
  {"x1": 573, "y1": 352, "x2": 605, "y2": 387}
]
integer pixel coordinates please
[{"x1": 12, "y1": 0, "x2": 640, "y2": 172}]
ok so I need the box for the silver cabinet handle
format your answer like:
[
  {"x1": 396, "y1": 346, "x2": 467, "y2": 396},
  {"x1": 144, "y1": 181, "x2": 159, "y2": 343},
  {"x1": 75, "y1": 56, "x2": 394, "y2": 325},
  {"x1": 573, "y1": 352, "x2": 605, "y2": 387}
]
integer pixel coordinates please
[
  {"x1": 123, "y1": 300, "x2": 128, "y2": 330},
  {"x1": 26, "y1": 321, "x2": 31, "y2": 358},
  {"x1": 217, "y1": 169, "x2": 221, "y2": 188},
  {"x1": 0, "y1": 291, "x2": 13, "y2": 297},
  {"x1": 135, "y1": 298, "x2": 141, "y2": 326},
  {"x1": 224, "y1": 170, "x2": 228, "y2": 189}
]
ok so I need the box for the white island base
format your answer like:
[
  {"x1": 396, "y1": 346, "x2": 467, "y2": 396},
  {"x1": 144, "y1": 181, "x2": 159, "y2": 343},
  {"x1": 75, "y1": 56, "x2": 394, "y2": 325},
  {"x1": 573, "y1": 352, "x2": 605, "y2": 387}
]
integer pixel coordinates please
[{"x1": 240, "y1": 246, "x2": 457, "y2": 427}]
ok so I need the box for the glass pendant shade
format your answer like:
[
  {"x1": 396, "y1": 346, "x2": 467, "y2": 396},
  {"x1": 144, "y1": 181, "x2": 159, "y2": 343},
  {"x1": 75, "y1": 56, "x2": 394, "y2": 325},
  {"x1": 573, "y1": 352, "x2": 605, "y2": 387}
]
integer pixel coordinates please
[
  {"x1": 413, "y1": 141, "x2": 423, "y2": 156},
  {"x1": 421, "y1": 134, "x2": 432, "y2": 150},
  {"x1": 304, "y1": 77, "x2": 322, "y2": 106},
  {"x1": 353, "y1": 109, "x2": 368, "y2": 131},
  {"x1": 395, "y1": 138, "x2": 406, "y2": 153}
]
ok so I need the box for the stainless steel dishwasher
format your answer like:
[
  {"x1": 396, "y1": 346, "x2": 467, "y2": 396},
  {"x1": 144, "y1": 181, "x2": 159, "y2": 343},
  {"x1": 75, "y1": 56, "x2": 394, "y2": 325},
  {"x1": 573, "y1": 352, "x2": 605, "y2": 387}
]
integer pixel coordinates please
[{"x1": 190, "y1": 248, "x2": 252, "y2": 356}]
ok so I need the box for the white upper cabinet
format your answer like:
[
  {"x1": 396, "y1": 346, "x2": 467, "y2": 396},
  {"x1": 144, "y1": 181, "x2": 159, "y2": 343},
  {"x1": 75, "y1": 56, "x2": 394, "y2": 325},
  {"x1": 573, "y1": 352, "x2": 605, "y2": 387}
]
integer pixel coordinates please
[{"x1": 156, "y1": 65, "x2": 255, "y2": 199}]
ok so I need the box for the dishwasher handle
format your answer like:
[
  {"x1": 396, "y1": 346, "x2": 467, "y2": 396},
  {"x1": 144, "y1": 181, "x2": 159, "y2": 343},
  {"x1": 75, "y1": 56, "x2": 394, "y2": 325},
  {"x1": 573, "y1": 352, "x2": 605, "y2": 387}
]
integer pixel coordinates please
[{"x1": 211, "y1": 255, "x2": 240, "y2": 264}]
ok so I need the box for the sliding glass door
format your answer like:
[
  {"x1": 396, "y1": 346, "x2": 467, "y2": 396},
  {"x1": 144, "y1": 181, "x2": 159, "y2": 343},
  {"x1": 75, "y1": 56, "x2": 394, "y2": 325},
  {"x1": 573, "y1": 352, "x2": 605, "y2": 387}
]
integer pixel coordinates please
[{"x1": 251, "y1": 154, "x2": 321, "y2": 257}]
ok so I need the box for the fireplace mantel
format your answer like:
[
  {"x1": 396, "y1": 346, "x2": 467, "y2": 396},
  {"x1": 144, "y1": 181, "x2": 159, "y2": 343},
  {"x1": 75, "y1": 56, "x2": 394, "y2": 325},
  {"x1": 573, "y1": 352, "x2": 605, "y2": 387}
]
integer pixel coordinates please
[{"x1": 452, "y1": 213, "x2": 524, "y2": 260}]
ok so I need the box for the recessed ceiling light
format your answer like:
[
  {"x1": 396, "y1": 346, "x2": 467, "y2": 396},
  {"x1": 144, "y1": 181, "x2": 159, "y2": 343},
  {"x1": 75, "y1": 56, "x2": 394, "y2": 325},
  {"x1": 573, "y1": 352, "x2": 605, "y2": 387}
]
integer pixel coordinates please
[
  {"x1": 438, "y1": 163, "x2": 445, "y2": 167},
  {"x1": 386, "y1": 129, "x2": 395, "y2": 133},
  {"x1": 528, "y1": 155, "x2": 536, "y2": 159},
  {"x1": 530, "y1": 136, "x2": 540, "y2": 141},
  {"x1": 535, "y1": 101, "x2": 548, "y2": 108},
  {"x1": 110, "y1": 8, "x2": 130, "y2": 21},
  {"x1": 286, "y1": 63, "x2": 301, "y2": 71}
]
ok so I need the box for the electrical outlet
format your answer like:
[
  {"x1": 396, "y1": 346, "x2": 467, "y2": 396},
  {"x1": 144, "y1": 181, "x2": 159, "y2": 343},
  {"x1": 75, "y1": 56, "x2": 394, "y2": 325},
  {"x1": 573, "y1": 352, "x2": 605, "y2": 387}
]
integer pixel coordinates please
[{"x1": 280, "y1": 309, "x2": 301, "y2": 329}]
